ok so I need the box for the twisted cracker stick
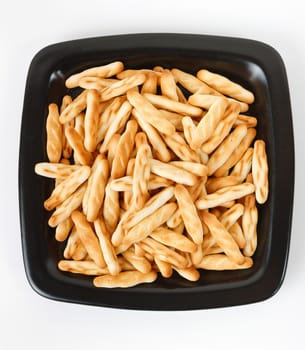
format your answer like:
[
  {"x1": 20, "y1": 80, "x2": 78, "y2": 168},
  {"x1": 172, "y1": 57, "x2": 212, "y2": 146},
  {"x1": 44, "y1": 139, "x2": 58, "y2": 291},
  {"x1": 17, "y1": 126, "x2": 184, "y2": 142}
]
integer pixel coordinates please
[
  {"x1": 65, "y1": 126, "x2": 93, "y2": 166},
  {"x1": 100, "y1": 100, "x2": 132, "y2": 152},
  {"x1": 93, "y1": 270, "x2": 157, "y2": 288},
  {"x1": 206, "y1": 175, "x2": 240, "y2": 193},
  {"x1": 93, "y1": 218, "x2": 121, "y2": 275},
  {"x1": 65, "y1": 61, "x2": 124, "y2": 88},
  {"x1": 117, "y1": 69, "x2": 161, "y2": 80},
  {"x1": 229, "y1": 222, "x2": 246, "y2": 249},
  {"x1": 202, "y1": 212, "x2": 245, "y2": 264},
  {"x1": 230, "y1": 147, "x2": 254, "y2": 182},
  {"x1": 252, "y1": 140, "x2": 269, "y2": 204},
  {"x1": 107, "y1": 133, "x2": 120, "y2": 170},
  {"x1": 200, "y1": 103, "x2": 240, "y2": 154},
  {"x1": 242, "y1": 193, "x2": 258, "y2": 256},
  {"x1": 46, "y1": 103, "x2": 63, "y2": 163},
  {"x1": 83, "y1": 155, "x2": 108, "y2": 222},
  {"x1": 116, "y1": 203, "x2": 177, "y2": 253},
  {"x1": 197, "y1": 69, "x2": 255, "y2": 104},
  {"x1": 201, "y1": 232, "x2": 216, "y2": 254},
  {"x1": 127, "y1": 90, "x2": 175, "y2": 135},
  {"x1": 74, "y1": 112, "x2": 85, "y2": 139},
  {"x1": 182, "y1": 116, "x2": 196, "y2": 145},
  {"x1": 160, "y1": 70, "x2": 179, "y2": 101},
  {"x1": 71, "y1": 211, "x2": 106, "y2": 268},
  {"x1": 190, "y1": 97, "x2": 229, "y2": 149},
  {"x1": 100, "y1": 73, "x2": 146, "y2": 101},
  {"x1": 35, "y1": 162, "x2": 81, "y2": 179},
  {"x1": 78, "y1": 77, "x2": 119, "y2": 90},
  {"x1": 58, "y1": 260, "x2": 110, "y2": 275},
  {"x1": 170, "y1": 161, "x2": 207, "y2": 177},
  {"x1": 132, "y1": 109, "x2": 171, "y2": 162},
  {"x1": 150, "y1": 159, "x2": 198, "y2": 186},
  {"x1": 48, "y1": 182, "x2": 87, "y2": 227},
  {"x1": 196, "y1": 182, "x2": 255, "y2": 210},
  {"x1": 63, "y1": 226, "x2": 87, "y2": 261},
  {"x1": 173, "y1": 266, "x2": 200, "y2": 281},
  {"x1": 198, "y1": 254, "x2": 253, "y2": 270},
  {"x1": 60, "y1": 95, "x2": 73, "y2": 159},
  {"x1": 130, "y1": 143, "x2": 151, "y2": 211},
  {"x1": 122, "y1": 249, "x2": 152, "y2": 274},
  {"x1": 174, "y1": 185, "x2": 203, "y2": 244},
  {"x1": 55, "y1": 216, "x2": 73, "y2": 242},
  {"x1": 154, "y1": 258, "x2": 173, "y2": 278},
  {"x1": 111, "y1": 120, "x2": 138, "y2": 179},
  {"x1": 123, "y1": 186, "x2": 174, "y2": 230},
  {"x1": 97, "y1": 96, "x2": 125, "y2": 143},
  {"x1": 207, "y1": 125, "x2": 248, "y2": 176},
  {"x1": 103, "y1": 183, "x2": 120, "y2": 233},
  {"x1": 141, "y1": 237, "x2": 188, "y2": 268},
  {"x1": 214, "y1": 127, "x2": 256, "y2": 177},
  {"x1": 44, "y1": 166, "x2": 90, "y2": 210},
  {"x1": 158, "y1": 109, "x2": 184, "y2": 131},
  {"x1": 162, "y1": 132, "x2": 200, "y2": 162},
  {"x1": 171, "y1": 68, "x2": 220, "y2": 94},
  {"x1": 188, "y1": 93, "x2": 249, "y2": 113},
  {"x1": 141, "y1": 71, "x2": 158, "y2": 94},
  {"x1": 150, "y1": 227, "x2": 197, "y2": 253},
  {"x1": 59, "y1": 90, "x2": 88, "y2": 124},
  {"x1": 219, "y1": 203, "x2": 244, "y2": 230},
  {"x1": 143, "y1": 93, "x2": 203, "y2": 117},
  {"x1": 84, "y1": 89, "x2": 100, "y2": 152},
  {"x1": 234, "y1": 114, "x2": 257, "y2": 128}
]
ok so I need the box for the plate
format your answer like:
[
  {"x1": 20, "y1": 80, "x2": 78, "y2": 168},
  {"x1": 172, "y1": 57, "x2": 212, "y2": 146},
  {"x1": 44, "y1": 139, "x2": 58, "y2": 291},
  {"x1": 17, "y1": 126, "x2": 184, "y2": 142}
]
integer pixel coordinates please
[{"x1": 19, "y1": 33, "x2": 294, "y2": 310}]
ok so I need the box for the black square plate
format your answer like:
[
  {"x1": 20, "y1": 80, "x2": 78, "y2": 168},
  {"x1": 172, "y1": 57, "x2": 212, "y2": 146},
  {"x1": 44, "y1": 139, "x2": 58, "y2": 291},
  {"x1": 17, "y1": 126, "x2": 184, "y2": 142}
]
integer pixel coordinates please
[{"x1": 19, "y1": 33, "x2": 294, "y2": 310}]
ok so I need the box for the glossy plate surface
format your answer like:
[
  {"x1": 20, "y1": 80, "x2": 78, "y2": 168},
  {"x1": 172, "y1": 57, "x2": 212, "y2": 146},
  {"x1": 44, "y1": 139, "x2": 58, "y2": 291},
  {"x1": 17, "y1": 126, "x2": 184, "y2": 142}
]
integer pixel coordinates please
[{"x1": 19, "y1": 33, "x2": 294, "y2": 310}]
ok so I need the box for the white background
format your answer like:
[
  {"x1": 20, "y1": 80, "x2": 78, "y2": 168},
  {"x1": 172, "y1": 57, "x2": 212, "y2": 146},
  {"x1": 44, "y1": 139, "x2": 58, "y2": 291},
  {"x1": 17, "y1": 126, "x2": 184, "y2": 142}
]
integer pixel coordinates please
[{"x1": 1, "y1": 1, "x2": 304, "y2": 349}]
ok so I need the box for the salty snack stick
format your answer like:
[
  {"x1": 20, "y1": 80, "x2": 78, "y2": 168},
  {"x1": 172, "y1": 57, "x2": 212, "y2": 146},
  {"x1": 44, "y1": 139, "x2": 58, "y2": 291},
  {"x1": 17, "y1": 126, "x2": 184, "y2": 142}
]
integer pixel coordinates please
[
  {"x1": 84, "y1": 89, "x2": 100, "y2": 152},
  {"x1": 71, "y1": 211, "x2": 106, "y2": 268},
  {"x1": 127, "y1": 90, "x2": 175, "y2": 135},
  {"x1": 150, "y1": 159, "x2": 198, "y2": 186},
  {"x1": 94, "y1": 218, "x2": 121, "y2": 275},
  {"x1": 83, "y1": 155, "x2": 109, "y2": 222},
  {"x1": 44, "y1": 166, "x2": 90, "y2": 210},
  {"x1": 111, "y1": 120, "x2": 138, "y2": 178},
  {"x1": 228, "y1": 222, "x2": 246, "y2": 249},
  {"x1": 207, "y1": 125, "x2": 248, "y2": 176},
  {"x1": 174, "y1": 185, "x2": 203, "y2": 244},
  {"x1": 188, "y1": 93, "x2": 249, "y2": 113},
  {"x1": 122, "y1": 249, "x2": 152, "y2": 274},
  {"x1": 143, "y1": 93, "x2": 203, "y2": 117},
  {"x1": 107, "y1": 133, "x2": 120, "y2": 170},
  {"x1": 34, "y1": 162, "x2": 81, "y2": 179},
  {"x1": 110, "y1": 175, "x2": 173, "y2": 192},
  {"x1": 197, "y1": 69, "x2": 255, "y2": 104},
  {"x1": 132, "y1": 109, "x2": 171, "y2": 162},
  {"x1": 154, "y1": 258, "x2": 173, "y2": 278},
  {"x1": 158, "y1": 109, "x2": 184, "y2": 131},
  {"x1": 190, "y1": 97, "x2": 229, "y2": 149},
  {"x1": 252, "y1": 140, "x2": 269, "y2": 204},
  {"x1": 160, "y1": 70, "x2": 179, "y2": 101},
  {"x1": 48, "y1": 182, "x2": 87, "y2": 227},
  {"x1": 93, "y1": 271, "x2": 157, "y2": 288},
  {"x1": 66, "y1": 61, "x2": 124, "y2": 88},
  {"x1": 60, "y1": 95, "x2": 74, "y2": 159},
  {"x1": 182, "y1": 116, "x2": 196, "y2": 145},
  {"x1": 65, "y1": 126, "x2": 93, "y2": 166},
  {"x1": 214, "y1": 127, "x2": 256, "y2": 177},
  {"x1": 117, "y1": 69, "x2": 161, "y2": 80},
  {"x1": 202, "y1": 212, "x2": 245, "y2": 265},
  {"x1": 141, "y1": 72, "x2": 158, "y2": 94},
  {"x1": 197, "y1": 254, "x2": 253, "y2": 270},
  {"x1": 230, "y1": 147, "x2": 254, "y2": 182},
  {"x1": 78, "y1": 77, "x2": 119, "y2": 90},
  {"x1": 46, "y1": 103, "x2": 62, "y2": 163},
  {"x1": 63, "y1": 227, "x2": 87, "y2": 260},
  {"x1": 173, "y1": 266, "x2": 200, "y2": 281},
  {"x1": 162, "y1": 132, "x2": 200, "y2": 162},
  {"x1": 116, "y1": 202, "x2": 177, "y2": 253},
  {"x1": 169, "y1": 161, "x2": 207, "y2": 177},
  {"x1": 196, "y1": 183, "x2": 255, "y2": 210},
  {"x1": 206, "y1": 175, "x2": 240, "y2": 193},
  {"x1": 150, "y1": 227, "x2": 197, "y2": 253},
  {"x1": 100, "y1": 100, "x2": 132, "y2": 152},
  {"x1": 100, "y1": 73, "x2": 146, "y2": 101},
  {"x1": 59, "y1": 90, "x2": 88, "y2": 124},
  {"x1": 58, "y1": 260, "x2": 110, "y2": 275},
  {"x1": 200, "y1": 102, "x2": 240, "y2": 154},
  {"x1": 123, "y1": 186, "x2": 174, "y2": 230},
  {"x1": 234, "y1": 114, "x2": 257, "y2": 128},
  {"x1": 171, "y1": 68, "x2": 219, "y2": 94},
  {"x1": 242, "y1": 193, "x2": 258, "y2": 256},
  {"x1": 55, "y1": 217, "x2": 73, "y2": 242},
  {"x1": 103, "y1": 183, "x2": 120, "y2": 233},
  {"x1": 219, "y1": 203, "x2": 244, "y2": 230}
]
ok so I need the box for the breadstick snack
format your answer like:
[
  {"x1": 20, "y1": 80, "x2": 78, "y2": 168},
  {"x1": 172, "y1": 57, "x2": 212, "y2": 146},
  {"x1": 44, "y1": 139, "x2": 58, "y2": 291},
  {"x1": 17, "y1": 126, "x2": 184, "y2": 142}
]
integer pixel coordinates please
[{"x1": 35, "y1": 60, "x2": 269, "y2": 288}]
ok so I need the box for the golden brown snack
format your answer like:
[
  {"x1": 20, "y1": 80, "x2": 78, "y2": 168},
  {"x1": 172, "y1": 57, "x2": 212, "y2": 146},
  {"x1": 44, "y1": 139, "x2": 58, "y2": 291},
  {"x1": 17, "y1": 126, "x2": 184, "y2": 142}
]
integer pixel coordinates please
[
  {"x1": 228, "y1": 222, "x2": 246, "y2": 249},
  {"x1": 58, "y1": 260, "x2": 109, "y2": 275},
  {"x1": 55, "y1": 217, "x2": 73, "y2": 242},
  {"x1": 84, "y1": 89, "x2": 100, "y2": 152},
  {"x1": 252, "y1": 140, "x2": 269, "y2": 204},
  {"x1": 242, "y1": 193, "x2": 258, "y2": 256},
  {"x1": 65, "y1": 126, "x2": 93, "y2": 166},
  {"x1": 78, "y1": 77, "x2": 119, "y2": 90},
  {"x1": 169, "y1": 161, "x2": 207, "y2": 177},
  {"x1": 197, "y1": 254, "x2": 253, "y2": 270},
  {"x1": 93, "y1": 271, "x2": 157, "y2": 288},
  {"x1": 122, "y1": 249, "x2": 152, "y2": 274},
  {"x1": 160, "y1": 70, "x2": 179, "y2": 101},
  {"x1": 103, "y1": 183, "x2": 120, "y2": 233},
  {"x1": 154, "y1": 258, "x2": 173, "y2": 278},
  {"x1": 230, "y1": 147, "x2": 254, "y2": 182},
  {"x1": 141, "y1": 72, "x2": 158, "y2": 94},
  {"x1": 206, "y1": 175, "x2": 240, "y2": 193},
  {"x1": 34, "y1": 162, "x2": 81, "y2": 179},
  {"x1": 59, "y1": 90, "x2": 88, "y2": 124},
  {"x1": 60, "y1": 95, "x2": 74, "y2": 159},
  {"x1": 46, "y1": 103, "x2": 62, "y2": 163},
  {"x1": 173, "y1": 266, "x2": 200, "y2": 281}
]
